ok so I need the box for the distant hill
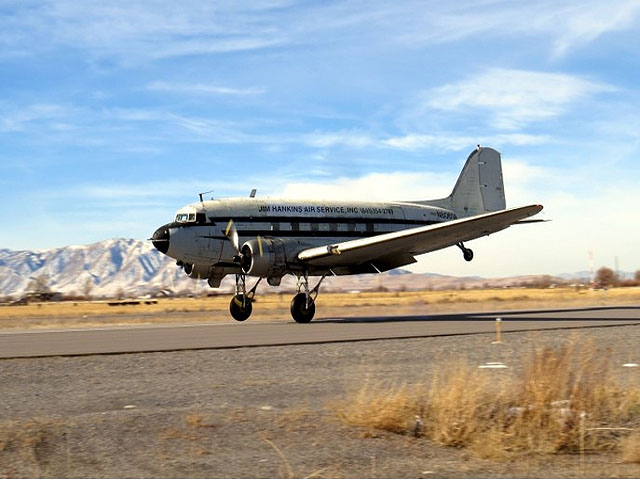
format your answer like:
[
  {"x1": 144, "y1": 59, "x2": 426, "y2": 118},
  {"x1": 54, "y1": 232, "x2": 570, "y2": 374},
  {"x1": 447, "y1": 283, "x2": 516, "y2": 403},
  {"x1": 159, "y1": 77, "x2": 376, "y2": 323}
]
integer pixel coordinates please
[
  {"x1": 0, "y1": 239, "x2": 623, "y2": 299},
  {"x1": 0, "y1": 239, "x2": 188, "y2": 298}
]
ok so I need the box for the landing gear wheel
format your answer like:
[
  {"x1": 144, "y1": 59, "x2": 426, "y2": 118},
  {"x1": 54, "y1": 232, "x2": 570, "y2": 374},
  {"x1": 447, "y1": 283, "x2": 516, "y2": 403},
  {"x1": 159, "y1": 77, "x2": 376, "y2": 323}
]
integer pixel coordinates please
[
  {"x1": 290, "y1": 293, "x2": 315, "y2": 324},
  {"x1": 229, "y1": 295, "x2": 252, "y2": 321},
  {"x1": 456, "y1": 242, "x2": 474, "y2": 262}
]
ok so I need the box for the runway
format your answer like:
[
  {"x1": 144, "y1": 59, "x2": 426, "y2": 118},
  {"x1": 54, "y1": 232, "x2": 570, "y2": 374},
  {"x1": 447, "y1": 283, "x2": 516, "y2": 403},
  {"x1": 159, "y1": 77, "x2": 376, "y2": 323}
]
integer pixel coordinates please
[{"x1": 1, "y1": 306, "x2": 639, "y2": 359}]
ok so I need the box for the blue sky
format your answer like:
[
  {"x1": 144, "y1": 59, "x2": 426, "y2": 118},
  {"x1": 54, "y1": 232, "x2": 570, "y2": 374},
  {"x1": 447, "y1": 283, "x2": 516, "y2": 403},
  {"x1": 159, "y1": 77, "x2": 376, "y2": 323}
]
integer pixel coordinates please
[{"x1": 1, "y1": 0, "x2": 639, "y2": 276}]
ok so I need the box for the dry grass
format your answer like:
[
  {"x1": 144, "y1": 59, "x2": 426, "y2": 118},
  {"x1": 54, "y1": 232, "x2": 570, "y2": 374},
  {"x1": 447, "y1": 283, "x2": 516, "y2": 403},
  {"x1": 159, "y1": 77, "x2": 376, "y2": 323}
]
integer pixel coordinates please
[
  {"x1": 1, "y1": 286, "x2": 639, "y2": 330},
  {"x1": 160, "y1": 411, "x2": 216, "y2": 442},
  {"x1": 0, "y1": 418, "x2": 66, "y2": 453},
  {"x1": 334, "y1": 380, "x2": 420, "y2": 434},
  {"x1": 334, "y1": 337, "x2": 640, "y2": 459},
  {"x1": 424, "y1": 361, "x2": 506, "y2": 448},
  {"x1": 621, "y1": 433, "x2": 640, "y2": 463},
  {"x1": 261, "y1": 434, "x2": 329, "y2": 479},
  {"x1": 0, "y1": 417, "x2": 69, "y2": 476},
  {"x1": 184, "y1": 411, "x2": 216, "y2": 429},
  {"x1": 274, "y1": 406, "x2": 315, "y2": 432}
]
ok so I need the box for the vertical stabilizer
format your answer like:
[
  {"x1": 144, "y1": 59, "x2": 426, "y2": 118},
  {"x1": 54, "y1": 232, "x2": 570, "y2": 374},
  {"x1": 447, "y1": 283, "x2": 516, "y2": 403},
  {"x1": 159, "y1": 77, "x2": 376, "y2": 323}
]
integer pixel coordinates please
[{"x1": 420, "y1": 147, "x2": 506, "y2": 218}]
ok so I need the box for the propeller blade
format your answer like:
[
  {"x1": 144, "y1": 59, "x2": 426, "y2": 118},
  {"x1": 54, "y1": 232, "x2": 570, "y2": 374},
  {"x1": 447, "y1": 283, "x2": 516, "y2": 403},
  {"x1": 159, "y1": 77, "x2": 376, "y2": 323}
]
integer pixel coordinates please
[
  {"x1": 225, "y1": 219, "x2": 240, "y2": 253},
  {"x1": 257, "y1": 235, "x2": 263, "y2": 257}
]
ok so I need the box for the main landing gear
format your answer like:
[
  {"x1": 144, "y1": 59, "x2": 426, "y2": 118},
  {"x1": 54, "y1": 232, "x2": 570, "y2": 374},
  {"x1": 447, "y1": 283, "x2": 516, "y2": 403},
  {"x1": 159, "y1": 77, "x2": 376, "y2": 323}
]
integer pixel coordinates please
[
  {"x1": 290, "y1": 273, "x2": 325, "y2": 323},
  {"x1": 228, "y1": 272, "x2": 326, "y2": 323},
  {"x1": 229, "y1": 275, "x2": 261, "y2": 322},
  {"x1": 456, "y1": 242, "x2": 474, "y2": 262}
]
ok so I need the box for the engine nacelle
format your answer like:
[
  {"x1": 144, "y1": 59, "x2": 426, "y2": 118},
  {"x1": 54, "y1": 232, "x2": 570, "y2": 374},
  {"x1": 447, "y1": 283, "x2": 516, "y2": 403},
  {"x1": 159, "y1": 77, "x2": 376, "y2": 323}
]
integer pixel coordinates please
[
  {"x1": 241, "y1": 238, "x2": 293, "y2": 277},
  {"x1": 183, "y1": 263, "x2": 211, "y2": 279}
]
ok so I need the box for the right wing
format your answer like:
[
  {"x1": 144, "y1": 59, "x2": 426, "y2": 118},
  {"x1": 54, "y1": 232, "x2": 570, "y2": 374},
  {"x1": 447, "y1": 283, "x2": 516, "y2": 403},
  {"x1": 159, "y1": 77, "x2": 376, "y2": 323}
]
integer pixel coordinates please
[{"x1": 297, "y1": 204, "x2": 543, "y2": 268}]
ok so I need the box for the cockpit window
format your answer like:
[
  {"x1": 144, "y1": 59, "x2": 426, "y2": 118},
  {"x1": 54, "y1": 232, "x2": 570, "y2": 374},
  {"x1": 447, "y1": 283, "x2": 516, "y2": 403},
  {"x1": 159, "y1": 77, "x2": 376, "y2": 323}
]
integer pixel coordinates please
[{"x1": 175, "y1": 210, "x2": 199, "y2": 223}]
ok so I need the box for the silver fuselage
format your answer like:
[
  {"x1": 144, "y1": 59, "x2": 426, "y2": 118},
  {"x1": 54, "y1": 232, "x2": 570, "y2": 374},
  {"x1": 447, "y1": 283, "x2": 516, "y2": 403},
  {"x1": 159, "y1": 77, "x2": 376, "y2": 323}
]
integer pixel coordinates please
[{"x1": 153, "y1": 197, "x2": 456, "y2": 278}]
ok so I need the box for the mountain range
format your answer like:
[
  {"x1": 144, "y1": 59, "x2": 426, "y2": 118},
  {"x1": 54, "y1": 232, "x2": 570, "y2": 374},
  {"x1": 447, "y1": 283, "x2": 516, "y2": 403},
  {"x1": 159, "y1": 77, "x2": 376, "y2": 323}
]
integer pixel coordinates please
[{"x1": 0, "y1": 239, "x2": 626, "y2": 299}]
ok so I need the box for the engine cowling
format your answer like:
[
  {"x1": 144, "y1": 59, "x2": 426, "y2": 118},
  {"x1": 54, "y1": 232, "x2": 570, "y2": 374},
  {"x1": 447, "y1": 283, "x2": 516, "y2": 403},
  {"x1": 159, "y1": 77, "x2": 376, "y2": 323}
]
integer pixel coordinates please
[
  {"x1": 240, "y1": 238, "x2": 292, "y2": 277},
  {"x1": 183, "y1": 263, "x2": 211, "y2": 279}
]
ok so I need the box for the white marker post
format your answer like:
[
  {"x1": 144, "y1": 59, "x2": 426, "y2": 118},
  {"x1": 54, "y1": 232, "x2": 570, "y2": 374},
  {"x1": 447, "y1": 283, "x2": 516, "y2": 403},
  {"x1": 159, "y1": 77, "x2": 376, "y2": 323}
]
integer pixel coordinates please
[{"x1": 492, "y1": 318, "x2": 503, "y2": 344}]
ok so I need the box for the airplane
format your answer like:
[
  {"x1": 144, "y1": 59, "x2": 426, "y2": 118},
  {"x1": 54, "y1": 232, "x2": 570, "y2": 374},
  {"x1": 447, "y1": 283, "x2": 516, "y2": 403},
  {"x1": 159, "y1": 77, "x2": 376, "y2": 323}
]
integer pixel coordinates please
[{"x1": 151, "y1": 146, "x2": 543, "y2": 323}]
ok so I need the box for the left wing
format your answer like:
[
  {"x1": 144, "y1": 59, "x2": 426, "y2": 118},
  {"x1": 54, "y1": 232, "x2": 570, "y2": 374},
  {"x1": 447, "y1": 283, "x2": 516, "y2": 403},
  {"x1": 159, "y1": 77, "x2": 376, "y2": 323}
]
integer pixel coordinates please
[{"x1": 297, "y1": 204, "x2": 543, "y2": 268}]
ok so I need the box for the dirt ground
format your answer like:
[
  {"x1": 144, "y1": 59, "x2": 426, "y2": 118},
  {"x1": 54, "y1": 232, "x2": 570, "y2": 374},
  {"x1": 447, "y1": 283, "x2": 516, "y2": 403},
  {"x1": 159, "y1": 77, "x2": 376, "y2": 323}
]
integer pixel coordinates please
[
  {"x1": 1, "y1": 320, "x2": 640, "y2": 478},
  {"x1": 1, "y1": 287, "x2": 639, "y2": 330}
]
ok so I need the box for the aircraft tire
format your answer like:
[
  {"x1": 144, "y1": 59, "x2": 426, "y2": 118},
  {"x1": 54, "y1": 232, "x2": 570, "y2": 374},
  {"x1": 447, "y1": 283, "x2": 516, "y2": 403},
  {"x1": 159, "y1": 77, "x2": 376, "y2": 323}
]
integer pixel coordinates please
[
  {"x1": 290, "y1": 293, "x2": 315, "y2": 323},
  {"x1": 463, "y1": 248, "x2": 474, "y2": 262},
  {"x1": 229, "y1": 295, "x2": 252, "y2": 321}
]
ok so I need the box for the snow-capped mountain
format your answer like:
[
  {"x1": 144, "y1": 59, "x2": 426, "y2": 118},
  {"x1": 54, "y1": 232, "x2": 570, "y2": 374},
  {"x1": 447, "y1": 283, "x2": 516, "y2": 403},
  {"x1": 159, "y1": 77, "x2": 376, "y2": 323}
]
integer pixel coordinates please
[{"x1": 0, "y1": 239, "x2": 200, "y2": 298}]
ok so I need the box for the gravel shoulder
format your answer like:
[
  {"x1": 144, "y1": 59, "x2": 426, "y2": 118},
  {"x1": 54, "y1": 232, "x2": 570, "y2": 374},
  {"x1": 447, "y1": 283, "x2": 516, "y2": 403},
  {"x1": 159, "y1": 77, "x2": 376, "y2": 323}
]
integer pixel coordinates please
[{"x1": 1, "y1": 323, "x2": 640, "y2": 478}]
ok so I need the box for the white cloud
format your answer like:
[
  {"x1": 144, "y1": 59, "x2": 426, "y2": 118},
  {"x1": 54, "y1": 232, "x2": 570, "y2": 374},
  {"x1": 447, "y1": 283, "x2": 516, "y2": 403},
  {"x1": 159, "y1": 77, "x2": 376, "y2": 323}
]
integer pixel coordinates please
[
  {"x1": 383, "y1": 134, "x2": 473, "y2": 151},
  {"x1": 0, "y1": 103, "x2": 70, "y2": 132},
  {"x1": 383, "y1": 133, "x2": 550, "y2": 151},
  {"x1": 396, "y1": 0, "x2": 640, "y2": 57},
  {"x1": 423, "y1": 68, "x2": 612, "y2": 130},
  {"x1": 146, "y1": 81, "x2": 266, "y2": 96},
  {"x1": 552, "y1": 0, "x2": 640, "y2": 56},
  {"x1": 302, "y1": 130, "x2": 375, "y2": 149},
  {"x1": 15, "y1": 1, "x2": 291, "y2": 61},
  {"x1": 301, "y1": 130, "x2": 551, "y2": 153},
  {"x1": 4, "y1": 1, "x2": 640, "y2": 64},
  {"x1": 279, "y1": 171, "x2": 452, "y2": 202}
]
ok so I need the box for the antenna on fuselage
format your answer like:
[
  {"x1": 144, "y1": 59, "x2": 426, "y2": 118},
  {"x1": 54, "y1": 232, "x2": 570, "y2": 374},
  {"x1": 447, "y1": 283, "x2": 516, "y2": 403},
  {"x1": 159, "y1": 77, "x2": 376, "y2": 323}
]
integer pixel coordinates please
[
  {"x1": 249, "y1": 189, "x2": 257, "y2": 198},
  {"x1": 198, "y1": 190, "x2": 215, "y2": 202}
]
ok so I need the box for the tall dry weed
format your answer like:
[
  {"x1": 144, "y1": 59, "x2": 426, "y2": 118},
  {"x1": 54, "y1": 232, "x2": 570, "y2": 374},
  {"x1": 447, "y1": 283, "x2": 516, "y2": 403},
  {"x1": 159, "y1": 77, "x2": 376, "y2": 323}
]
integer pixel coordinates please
[
  {"x1": 334, "y1": 337, "x2": 640, "y2": 459},
  {"x1": 333, "y1": 379, "x2": 420, "y2": 434},
  {"x1": 423, "y1": 361, "x2": 509, "y2": 447}
]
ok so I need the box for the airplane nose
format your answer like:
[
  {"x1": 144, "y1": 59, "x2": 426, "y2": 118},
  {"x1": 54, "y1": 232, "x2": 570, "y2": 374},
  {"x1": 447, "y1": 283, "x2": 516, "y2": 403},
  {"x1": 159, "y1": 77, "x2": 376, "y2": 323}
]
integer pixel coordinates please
[{"x1": 151, "y1": 226, "x2": 170, "y2": 254}]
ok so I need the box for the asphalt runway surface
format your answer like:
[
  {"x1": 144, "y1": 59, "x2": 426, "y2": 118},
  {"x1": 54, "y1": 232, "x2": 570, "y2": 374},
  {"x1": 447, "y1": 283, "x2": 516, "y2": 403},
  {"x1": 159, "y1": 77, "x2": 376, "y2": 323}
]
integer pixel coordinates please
[{"x1": 1, "y1": 305, "x2": 639, "y2": 359}]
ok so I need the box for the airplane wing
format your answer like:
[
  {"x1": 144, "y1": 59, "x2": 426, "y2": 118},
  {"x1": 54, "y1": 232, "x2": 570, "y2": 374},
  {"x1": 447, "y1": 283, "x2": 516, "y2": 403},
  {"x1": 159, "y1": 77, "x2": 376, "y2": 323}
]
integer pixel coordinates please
[{"x1": 297, "y1": 204, "x2": 543, "y2": 268}]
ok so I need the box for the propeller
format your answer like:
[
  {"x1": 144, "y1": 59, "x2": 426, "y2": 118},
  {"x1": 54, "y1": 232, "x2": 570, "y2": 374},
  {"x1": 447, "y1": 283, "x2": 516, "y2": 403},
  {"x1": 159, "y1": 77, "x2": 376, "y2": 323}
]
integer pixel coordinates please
[
  {"x1": 224, "y1": 219, "x2": 264, "y2": 272},
  {"x1": 225, "y1": 219, "x2": 240, "y2": 253}
]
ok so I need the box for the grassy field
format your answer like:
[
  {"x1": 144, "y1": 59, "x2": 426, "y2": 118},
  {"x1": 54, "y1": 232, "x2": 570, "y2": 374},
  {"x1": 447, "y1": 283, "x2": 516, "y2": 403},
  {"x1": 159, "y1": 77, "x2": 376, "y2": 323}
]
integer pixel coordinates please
[{"x1": 1, "y1": 286, "x2": 639, "y2": 330}]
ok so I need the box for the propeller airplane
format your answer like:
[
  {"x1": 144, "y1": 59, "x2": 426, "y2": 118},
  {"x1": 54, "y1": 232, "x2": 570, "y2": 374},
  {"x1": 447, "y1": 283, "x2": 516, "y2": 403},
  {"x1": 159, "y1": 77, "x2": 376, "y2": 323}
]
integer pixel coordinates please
[{"x1": 151, "y1": 146, "x2": 543, "y2": 323}]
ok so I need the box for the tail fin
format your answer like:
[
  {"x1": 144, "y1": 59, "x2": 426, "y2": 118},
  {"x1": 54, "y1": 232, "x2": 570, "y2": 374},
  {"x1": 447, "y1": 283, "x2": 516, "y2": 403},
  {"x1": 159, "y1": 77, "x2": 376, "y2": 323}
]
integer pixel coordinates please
[{"x1": 421, "y1": 146, "x2": 506, "y2": 218}]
